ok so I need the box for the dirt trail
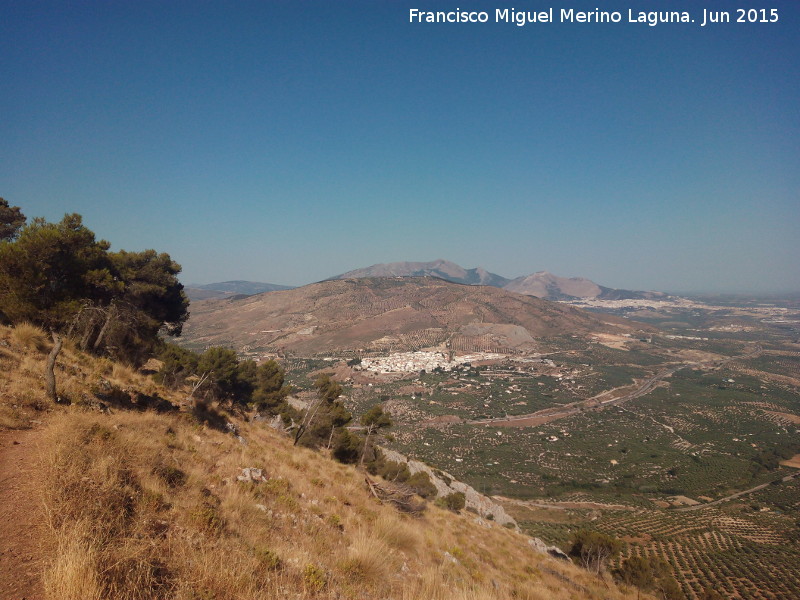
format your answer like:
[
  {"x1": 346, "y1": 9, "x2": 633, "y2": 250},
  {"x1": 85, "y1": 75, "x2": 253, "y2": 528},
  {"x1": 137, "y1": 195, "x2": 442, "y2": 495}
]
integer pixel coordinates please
[
  {"x1": 0, "y1": 427, "x2": 46, "y2": 600},
  {"x1": 467, "y1": 344, "x2": 763, "y2": 428},
  {"x1": 676, "y1": 470, "x2": 800, "y2": 512}
]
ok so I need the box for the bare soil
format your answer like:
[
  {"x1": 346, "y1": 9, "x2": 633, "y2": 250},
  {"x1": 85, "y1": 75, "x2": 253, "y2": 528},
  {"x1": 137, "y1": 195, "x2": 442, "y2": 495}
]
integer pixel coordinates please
[
  {"x1": 780, "y1": 453, "x2": 800, "y2": 469},
  {"x1": 769, "y1": 411, "x2": 800, "y2": 425},
  {"x1": 0, "y1": 427, "x2": 46, "y2": 600}
]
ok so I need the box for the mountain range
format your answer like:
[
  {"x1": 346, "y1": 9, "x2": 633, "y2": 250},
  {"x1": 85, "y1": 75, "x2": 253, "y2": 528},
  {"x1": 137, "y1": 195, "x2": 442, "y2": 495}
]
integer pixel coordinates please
[
  {"x1": 331, "y1": 259, "x2": 511, "y2": 288},
  {"x1": 189, "y1": 259, "x2": 665, "y2": 302},
  {"x1": 180, "y1": 276, "x2": 645, "y2": 355},
  {"x1": 331, "y1": 259, "x2": 667, "y2": 301}
]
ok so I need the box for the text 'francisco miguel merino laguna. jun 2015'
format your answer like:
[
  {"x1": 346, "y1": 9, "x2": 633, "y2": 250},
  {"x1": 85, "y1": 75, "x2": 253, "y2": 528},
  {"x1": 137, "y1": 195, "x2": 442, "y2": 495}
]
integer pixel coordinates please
[{"x1": 408, "y1": 7, "x2": 781, "y2": 27}]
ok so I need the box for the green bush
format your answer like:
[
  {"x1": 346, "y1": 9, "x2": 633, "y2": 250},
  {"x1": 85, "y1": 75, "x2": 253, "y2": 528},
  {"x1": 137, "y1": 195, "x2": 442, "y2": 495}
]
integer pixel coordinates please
[
  {"x1": 407, "y1": 471, "x2": 437, "y2": 499},
  {"x1": 254, "y1": 546, "x2": 282, "y2": 571},
  {"x1": 436, "y1": 492, "x2": 466, "y2": 512},
  {"x1": 302, "y1": 564, "x2": 327, "y2": 592},
  {"x1": 331, "y1": 429, "x2": 363, "y2": 464}
]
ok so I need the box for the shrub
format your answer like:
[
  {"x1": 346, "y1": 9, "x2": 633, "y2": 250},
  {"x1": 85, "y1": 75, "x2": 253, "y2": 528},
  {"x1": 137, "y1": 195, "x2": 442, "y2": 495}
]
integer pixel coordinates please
[
  {"x1": 407, "y1": 471, "x2": 437, "y2": 499},
  {"x1": 331, "y1": 429, "x2": 363, "y2": 464},
  {"x1": 302, "y1": 564, "x2": 326, "y2": 592},
  {"x1": 153, "y1": 464, "x2": 187, "y2": 488},
  {"x1": 327, "y1": 514, "x2": 343, "y2": 531},
  {"x1": 568, "y1": 530, "x2": 622, "y2": 575},
  {"x1": 190, "y1": 500, "x2": 224, "y2": 533},
  {"x1": 370, "y1": 458, "x2": 410, "y2": 483},
  {"x1": 254, "y1": 546, "x2": 282, "y2": 571},
  {"x1": 436, "y1": 492, "x2": 465, "y2": 512}
]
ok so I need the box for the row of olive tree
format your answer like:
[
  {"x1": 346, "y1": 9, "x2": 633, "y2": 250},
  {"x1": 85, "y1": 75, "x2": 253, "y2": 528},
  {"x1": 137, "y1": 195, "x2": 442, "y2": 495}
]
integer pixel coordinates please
[{"x1": 567, "y1": 530, "x2": 684, "y2": 599}]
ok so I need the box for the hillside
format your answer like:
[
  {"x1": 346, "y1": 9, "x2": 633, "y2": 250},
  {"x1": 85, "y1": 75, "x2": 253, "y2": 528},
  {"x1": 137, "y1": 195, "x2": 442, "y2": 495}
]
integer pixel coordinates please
[
  {"x1": 0, "y1": 323, "x2": 651, "y2": 600},
  {"x1": 180, "y1": 277, "x2": 645, "y2": 355}
]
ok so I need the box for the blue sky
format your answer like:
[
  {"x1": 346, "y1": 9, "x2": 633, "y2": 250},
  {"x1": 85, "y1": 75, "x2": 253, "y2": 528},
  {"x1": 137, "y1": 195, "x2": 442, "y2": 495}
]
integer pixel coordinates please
[{"x1": 2, "y1": 0, "x2": 798, "y2": 293}]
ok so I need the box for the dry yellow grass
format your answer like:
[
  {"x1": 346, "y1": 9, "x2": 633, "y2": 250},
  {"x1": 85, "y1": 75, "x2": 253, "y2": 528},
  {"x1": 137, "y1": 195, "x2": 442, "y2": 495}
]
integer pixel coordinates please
[
  {"x1": 10, "y1": 322, "x2": 49, "y2": 353},
  {"x1": 338, "y1": 528, "x2": 395, "y2": 584},
  {"x1": 43, "y1": 521, "x2": 104, "y2": 600},
  {"x1": 374, "y1": 512, "x2": 423, "y2": 554},
  {"x1": 34, "y1": 407, "x2": 653, "y2": 600},
  {"x1": 0, "y1": 323, "x2": 185, "y2": 428},
  {"x1": 0, "y1": 325, "x2": 654, "y2": 600}
]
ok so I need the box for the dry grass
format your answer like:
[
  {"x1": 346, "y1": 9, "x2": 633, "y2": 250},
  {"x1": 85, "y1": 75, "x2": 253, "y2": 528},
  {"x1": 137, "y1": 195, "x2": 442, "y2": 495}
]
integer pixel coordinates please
[
  {"x1": 111, "y1": 362, "x2": 137, "y2": 384},
  {"x1": 0, "y1": 325, "x2": 654, "y2": 599},
  {"x1": 1, "y1": 326, "x2": 50, "y2": 427},
  {"x1": 0, "y1": 324, "x2": 184, "y2": 429},
  {"x1": 35, "y1": 407, "x2": 653, "y2": 600},
  {"x1": 43, "y1": 521, "x2": 104, "y2": 600},
  {"x1": 339, "y1": 528, "x2": 394, "y2": 583},
  {"x1": 377, "y1": 512, "x2": 423, "y2": 552},
  {"x1": 10, "y1": 322, "x2": 50, "y2": 353}
]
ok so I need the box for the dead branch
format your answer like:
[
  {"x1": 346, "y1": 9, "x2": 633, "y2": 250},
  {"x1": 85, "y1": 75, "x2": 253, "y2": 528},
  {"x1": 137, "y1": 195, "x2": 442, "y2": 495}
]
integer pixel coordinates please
[{"x1": 364, "y1": 475, "x2": 425, "y2": 516}]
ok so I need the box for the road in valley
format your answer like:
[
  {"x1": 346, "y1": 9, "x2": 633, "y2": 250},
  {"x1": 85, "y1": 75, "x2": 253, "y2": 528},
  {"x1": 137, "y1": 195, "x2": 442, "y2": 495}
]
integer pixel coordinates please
[
  {"x1": 675, "y1": 469, "x2": 800, "y2": 512},
  {"x1": 465, "y1": 345, "x2": 762, "y2": 428}
]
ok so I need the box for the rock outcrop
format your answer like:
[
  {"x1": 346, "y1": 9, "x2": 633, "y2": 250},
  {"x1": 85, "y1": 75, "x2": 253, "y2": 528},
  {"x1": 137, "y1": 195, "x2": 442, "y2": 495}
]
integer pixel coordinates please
[
  {"x1": 379, "y1": 447, "x2": 517, "y2": 527},
  {"x1": 529, "y1": 537, "x2": 570, "y2": 561}
]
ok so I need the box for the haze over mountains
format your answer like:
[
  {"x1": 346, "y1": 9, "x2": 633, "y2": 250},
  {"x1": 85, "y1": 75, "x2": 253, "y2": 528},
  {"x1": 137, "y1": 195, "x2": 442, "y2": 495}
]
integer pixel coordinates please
[
  {"x1": 184, "y1": 280, "x2": 294, "y2": 301},
  {"x1": 190, "y1": 259, "x2": 667, "y2": 303},
  {"x1": 333, "y1": 260, "x2": 668, "y2": 301},
  {"x1": 332, "y1": 259, "x2": 511, "y2": 288}
]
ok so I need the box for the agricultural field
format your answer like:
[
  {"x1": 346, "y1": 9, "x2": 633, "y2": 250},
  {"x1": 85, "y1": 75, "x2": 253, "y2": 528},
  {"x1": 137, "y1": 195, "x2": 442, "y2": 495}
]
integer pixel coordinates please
[
  {"x1": 512, "y1": 486, "x2": 800, "y2": 600},
  {"x1": 278, "y1": 296, "x2": 800, "y2": 599}
]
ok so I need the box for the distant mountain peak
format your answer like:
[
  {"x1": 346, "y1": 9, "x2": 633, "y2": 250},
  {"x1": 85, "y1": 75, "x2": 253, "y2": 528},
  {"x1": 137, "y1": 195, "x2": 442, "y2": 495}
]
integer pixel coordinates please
[
  {"x1": 504, "y1": 272, "x2": 602, "y2": 300},
  {"x1": 329, "y1": 260, "x2": 664, "y2": 300},
  {"x1": 198, "y1": 262, "x2": 665, "y2": 304},
  {"x1": 331, "y1": 260, "x2": 511, "y2": 288}
]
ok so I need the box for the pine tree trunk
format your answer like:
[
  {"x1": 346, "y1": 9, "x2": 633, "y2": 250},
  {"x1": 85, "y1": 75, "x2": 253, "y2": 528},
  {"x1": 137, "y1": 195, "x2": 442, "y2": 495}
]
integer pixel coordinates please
[
  {"x1": 327, "y1": 427, "x2": 335, "y2": 450},
  {"x1": 45, "y1": 332, "x2": 63, "y2": 402},
  {"x1": 360, "y1": 428, "x2": 373, "y2": 467},
  {"x1": 93, "y1": 303, "x2": 116, "y2": 351}
]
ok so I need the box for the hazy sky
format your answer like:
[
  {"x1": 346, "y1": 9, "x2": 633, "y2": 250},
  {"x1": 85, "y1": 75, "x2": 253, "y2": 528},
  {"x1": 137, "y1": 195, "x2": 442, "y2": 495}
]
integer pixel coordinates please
[{"x1": 2, "y1": 0, "x2": 798, "y2": 293}]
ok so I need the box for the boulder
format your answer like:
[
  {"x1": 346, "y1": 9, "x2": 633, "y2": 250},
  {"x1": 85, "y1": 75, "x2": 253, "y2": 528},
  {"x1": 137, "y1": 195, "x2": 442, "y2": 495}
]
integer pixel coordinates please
[
  {"x1": 528, "y1": 537, "x2": 570, "y2": 561},
  {"x1": 237, "y1": 467, "x2": 268, "y2": 483},
  {"x1": 379, "y1": 447, "x2": 517, "y2": 528}
]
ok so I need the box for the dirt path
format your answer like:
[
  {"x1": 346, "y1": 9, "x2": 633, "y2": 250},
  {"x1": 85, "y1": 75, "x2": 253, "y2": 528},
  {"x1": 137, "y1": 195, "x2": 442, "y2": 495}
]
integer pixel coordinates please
[
  {"x1": 675, "y1": 470, "x2": 800, "y2": 512},
  {"x1": 496, "y1": 495, "x2": 636, "y2": 512},
  {"x1": 0, "y1": 427, "x2": 46, "y2": 600},
  {"x1": 467, "y1": 344, "x2": 763, "y2": 428}
]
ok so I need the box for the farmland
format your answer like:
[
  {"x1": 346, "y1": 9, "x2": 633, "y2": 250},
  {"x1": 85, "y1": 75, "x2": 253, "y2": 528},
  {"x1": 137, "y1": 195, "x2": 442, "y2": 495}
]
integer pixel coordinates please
[{"x1": 277, "y1": 294, "x2": 800, "y2": 599}]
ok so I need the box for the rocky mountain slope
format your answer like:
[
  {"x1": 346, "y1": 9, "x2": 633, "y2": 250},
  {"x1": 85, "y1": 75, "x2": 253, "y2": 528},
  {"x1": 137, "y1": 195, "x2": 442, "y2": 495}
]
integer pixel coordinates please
[
  {"x1": 181, "y1": 276, "x2": 645, "y2": 355},
  {"x1": 503, "y1": 271, "x2": 603, "y2": 299},
  {"x1": 504, "y1": 271, "x2": 668, "y2": 301}
]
